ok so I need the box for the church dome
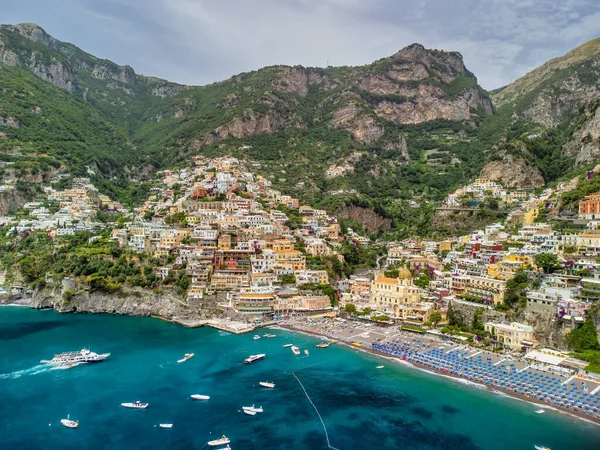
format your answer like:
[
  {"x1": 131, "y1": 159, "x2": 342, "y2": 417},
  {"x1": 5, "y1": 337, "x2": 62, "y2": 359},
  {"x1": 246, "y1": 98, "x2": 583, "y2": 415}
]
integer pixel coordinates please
[{"x1": 398, "y1": 267, "x2": 412, "y2": 279}]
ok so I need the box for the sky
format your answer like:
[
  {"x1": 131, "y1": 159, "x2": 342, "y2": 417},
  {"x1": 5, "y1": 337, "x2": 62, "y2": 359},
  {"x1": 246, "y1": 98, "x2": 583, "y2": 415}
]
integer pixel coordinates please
[{"x1": 3, "y1": 0, "x2": 600, "y2": 90}]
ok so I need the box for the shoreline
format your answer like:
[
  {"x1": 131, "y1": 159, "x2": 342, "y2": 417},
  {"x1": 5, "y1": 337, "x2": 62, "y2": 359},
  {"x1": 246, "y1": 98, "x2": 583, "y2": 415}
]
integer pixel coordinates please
[{"x1": 279, "y1": 323, "x2": 600, "y2": 427}]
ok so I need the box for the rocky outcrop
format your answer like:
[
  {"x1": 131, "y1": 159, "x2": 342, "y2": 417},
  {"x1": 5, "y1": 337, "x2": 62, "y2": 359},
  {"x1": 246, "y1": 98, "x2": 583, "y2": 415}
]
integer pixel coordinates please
[
  {"x1": 432, "y1": 209, "x2": 505, "y2": 235},
  {"x1": 331, "y1": 103, "x2": 383, "y2": 142},
  {"x1": 337, "y1": 205, "x2": 391, "y2": 233},
  {"x1": 25, "y1": 286, "x2": 221, "y2": 321},
  {"x1": 0, "y1": 41, "x2": 19, "y2": 66},
  {"x1": 0, "y1": 116, "x2": 20, "y2": 128},
  {"x1": 0, "y1": 189, "x2": 25, "y2": 215},
  {"x1": 383, "y1": 136, "x2": 410, "y2": 162},
  {"x1": 26, "y1": 54, "x2": 74, "y2": 92},
  {"x1": 563, "y1": 105, "x2": 600, "y2": 165},
  {"x1": 91, "y1": 63, "x2": 136, "y2": 85},
  {"x1": 192, "y1": 109, "x2": 288, "y2": 149},
  {"x1": 480, "y1": 153, "x2": 545, "y2": 188}
]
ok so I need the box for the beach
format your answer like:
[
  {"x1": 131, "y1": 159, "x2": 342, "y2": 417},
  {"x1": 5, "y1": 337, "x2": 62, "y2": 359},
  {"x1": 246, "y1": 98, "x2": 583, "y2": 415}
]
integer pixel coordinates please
[{"x1": 281, "y1": 317, "x2": 600, "y2": 426}]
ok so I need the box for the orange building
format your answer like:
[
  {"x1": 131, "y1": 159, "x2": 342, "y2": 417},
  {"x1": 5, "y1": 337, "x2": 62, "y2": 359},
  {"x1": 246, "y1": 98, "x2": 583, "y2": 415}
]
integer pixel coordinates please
[{"x1": 580, "y1": 193, "x2": 600, "y2": 219}]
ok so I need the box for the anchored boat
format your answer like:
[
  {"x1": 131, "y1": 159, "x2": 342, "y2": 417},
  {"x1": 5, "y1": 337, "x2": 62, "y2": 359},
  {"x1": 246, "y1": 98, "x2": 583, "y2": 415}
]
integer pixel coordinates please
[
  {"x1": 121, "y1": 401, "x2": 148, "y2": 409},
  {"x1": 291, "y1": 346, "x2": 301, "y2": 355},
  {"x1": 177, "y1": 353, "x2": 194, "y2": 363},
  {"x1": 259, "y1": 381, "x2": 275, "y2": 388},
  {"x1": 208, "y1": 435, "x2": 230, "y2": 447},
  {"x1": 244, "y1": 354, "x2": 265, "y2": 364},
  {"x1": 191, "y1": 394, "x2": 210, "y2": 400},
  {"x1": 61, "y1": 414, "x2": 78, "y2": 428}
]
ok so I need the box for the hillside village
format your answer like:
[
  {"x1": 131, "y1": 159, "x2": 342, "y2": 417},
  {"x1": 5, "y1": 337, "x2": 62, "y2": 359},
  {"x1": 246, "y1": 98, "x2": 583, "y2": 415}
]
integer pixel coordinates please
[{"x1": 2, "y1": 155, "x2": 600, "y2": 371}]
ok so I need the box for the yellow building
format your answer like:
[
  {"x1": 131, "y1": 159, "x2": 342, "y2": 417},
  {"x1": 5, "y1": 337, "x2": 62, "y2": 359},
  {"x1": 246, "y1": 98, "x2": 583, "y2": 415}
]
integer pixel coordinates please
[
  {"x1": 484, "y1": 322, "x2": 535, "y2": 349},
  {"x1": 523, "y1": 205, "x2": 540, "y2": 224},
  {"x1": 370, "y1": 268, "x2": 420, "y2": 317},
  {"x1": 439, "y1": 241, "x2": 453, "y2": 252},
  {"x1": 487, "y1": 254, "x2": 534, "y2": 280}
]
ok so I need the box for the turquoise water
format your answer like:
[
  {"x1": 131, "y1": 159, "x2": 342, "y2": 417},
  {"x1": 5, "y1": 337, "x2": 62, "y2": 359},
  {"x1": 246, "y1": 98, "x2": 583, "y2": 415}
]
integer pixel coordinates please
[{"x1": 1, "y1": 307, "x2": 599, "y2": 450}]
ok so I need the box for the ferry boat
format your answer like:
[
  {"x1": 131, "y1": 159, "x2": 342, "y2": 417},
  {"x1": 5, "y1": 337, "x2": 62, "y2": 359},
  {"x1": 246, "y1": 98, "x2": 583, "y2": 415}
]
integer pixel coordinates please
[
  {"x1": 291, "y1": 346, "x2": 301, "y2": 355},
  {"x1": 177, "y1": 353, "x2": 194, "y2": 363},
  {"x1": 208, "y1": 435, "x2": 230, "y2": 447},
  {"x1": 244, "y1": 354, "x2": 266, "y2": 364},
  {"x1": 191, "y1": 394, "x2": 210, "y2": 400},
  {"x1": 259, "y1": 381, "x2": 275, "y2": 388},
  {"x1": 121, "y1": 401, "x2": 148, "y2": 409},
  {"x1": 316, "y1": 342, "x2": 330, "y2": 348},
  {"x1": 41, "y1": 348, "x2": 110, "y2": 366},
  {"x1": 283, "y1": 344, "x2": 293, "y2": 348},
  {"x1": 61, "y1": 415, "x2": 78, "y2": 428}
]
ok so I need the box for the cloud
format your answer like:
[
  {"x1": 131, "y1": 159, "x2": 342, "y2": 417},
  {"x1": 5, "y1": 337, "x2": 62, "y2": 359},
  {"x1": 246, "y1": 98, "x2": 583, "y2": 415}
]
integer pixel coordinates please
[{"x1": 2, "y1": 0, "x2": 600, "y2": 89}]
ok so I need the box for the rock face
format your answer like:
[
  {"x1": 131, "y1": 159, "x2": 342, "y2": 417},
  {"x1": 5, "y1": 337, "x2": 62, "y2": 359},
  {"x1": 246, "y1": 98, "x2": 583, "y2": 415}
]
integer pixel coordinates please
[
  {"x1": 92, "y1": 63, "x2": 136, "y2": 85},
  {"x1": 563, "y1": 104, "x2": 600, "y2": 165},
  {"x1": 337, "y1": 205, "x2": 391, "y2": 233},
  {"x1": 331, "y1": 103, "x2": 384, "y2": 143},
  {"x1": 0, "y1": 189, "x2": 25, "y2": 215},
  {"x1": 480, "y1": 153, "x2": 545, "y2": 188},
  {"x1": 492, "y1": 38, "x2": 600, "y2": 126}
]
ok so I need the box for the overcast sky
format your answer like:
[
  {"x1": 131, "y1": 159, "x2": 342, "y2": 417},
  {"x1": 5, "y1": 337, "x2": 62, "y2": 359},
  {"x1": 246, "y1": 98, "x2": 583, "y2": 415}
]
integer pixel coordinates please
[{"x1": 3, "y1": 0, "x2": 600, "y2": 90}]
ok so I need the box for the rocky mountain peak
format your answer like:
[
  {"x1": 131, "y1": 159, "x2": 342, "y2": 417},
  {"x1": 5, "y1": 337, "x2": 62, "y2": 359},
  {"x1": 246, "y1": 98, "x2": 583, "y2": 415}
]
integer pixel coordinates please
[{"x1": 5, "y1": 23, "x2": 57, "y2": 49}]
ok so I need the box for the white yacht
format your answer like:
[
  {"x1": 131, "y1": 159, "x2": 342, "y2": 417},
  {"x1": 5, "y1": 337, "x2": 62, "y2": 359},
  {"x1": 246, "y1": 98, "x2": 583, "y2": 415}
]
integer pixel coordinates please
[
  {"x1": 304, "y1": 350, "x2": 309, "y2": 356},
  {"x1": 242, "y1": 405, "x2": 263, "y2": 413},
  {"x1": 159, "y1": 423, "x2": 173, "y2": 428},
  {"x1": 61, "y1": 415, "x2": 78, "y2": 428},
  {"x1": 243, "y1": 409, "x2": 256, "y2": 416},
  {"x1": 208, "y1": 435, "x2": 230, "y2": 447},
  {"x1": 283, "y1": 344, "x2": 293, "y2": 348},
  {"x1": 263, "y1": 333, "x2": 276, "y2": 338},
  {"x1": 291, "y1": 346, "x2": 300, "y2": 355},
  {"x1": 253, "y1": 335, "x2": 261, "y2": 340},
  {"x1": 121, "y1": 401, "x2": 148, "y2": 409},
  {"x1": 259, "y1": 381, "x2": 275, "y2": 388},
  {"x1": 244, "y1": 354, "x2": 265, "y2": 364},
  {"x1": 191, "y1": 394, "x2": 210, "y2": 400},
  {"x1": 41, "y1": 348, "x2": 110, "y2": 366}
]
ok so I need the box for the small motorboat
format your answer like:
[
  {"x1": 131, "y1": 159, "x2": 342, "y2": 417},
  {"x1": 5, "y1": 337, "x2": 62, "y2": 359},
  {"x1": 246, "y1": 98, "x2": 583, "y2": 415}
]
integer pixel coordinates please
[
  {"x1": 243, "y1": 405, "x2": 263, "y2": 413},
  {"x1": 121, "y1": 401, "x2": 148, "y2": 409},
  {"x1": 291, "y1": 346, "x2": 301, "y2": 355},
  {"x1": 535, "y1": 409, "x2": 545, "y2": 414},
  {"x1": 316, "y1": 342, "x2": 330, "y2": 348},
  {"x1": 534, "y1": 446, "x2": 550, "y2": 450},
  {"x1": 253, "y1": 335, "x2": 261, "y2": 340},
  {"x1": 191, "y1": 394, "x2": 210, "y2": 400},
  {"x1": 177, "y1": 353, "x2": 194, "y2": 363},
  {"x1": 159, "y1": 423, "x2": 173, "y2": 429},
  {"x1": 208, "y1": 435, "x2": 230, "y2": 447},
  {"x1": 304, "y1": 349, "x2": 309, "y2": 356},
  {"x1": 283, "y1": 344, "x2": 293, "y2": 348},
  {"x1": 61, "y1": 415, "x2": 78, "y2": 428},
  {"x1": 263, "y1": 333, "x2": 276, "y2": 338},
  {"x1": 376, "y1": 365, "x2": 384, "y2": 369},
  {"x1": 259, "y1": 381, "x2": 275, "y2": 388},
  {"x1": 244, "y1": 409, "x2": 257, "y2": 416}
]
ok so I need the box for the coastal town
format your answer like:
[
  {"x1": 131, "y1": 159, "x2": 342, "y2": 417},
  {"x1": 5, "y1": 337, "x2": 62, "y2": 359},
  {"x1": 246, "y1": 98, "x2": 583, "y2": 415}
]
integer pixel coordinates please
[{"x1": 2, "y1": 155, "x2": 600, "y2": 423}]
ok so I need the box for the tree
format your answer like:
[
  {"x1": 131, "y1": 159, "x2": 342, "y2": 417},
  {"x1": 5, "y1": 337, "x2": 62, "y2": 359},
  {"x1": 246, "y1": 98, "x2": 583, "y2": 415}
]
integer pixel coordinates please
[
  {"x1": 566, "y1": 317, "x2": 600, "y2": 352},
  {"x1": 534, "y1": 253, "x2": 559, "y2": 274},
  {"x1": 430, "y1": 311, "x2": 442, "y2": 327},
  {"x1": 345, "y1": 303, "x2": 357, "y2": 314}
]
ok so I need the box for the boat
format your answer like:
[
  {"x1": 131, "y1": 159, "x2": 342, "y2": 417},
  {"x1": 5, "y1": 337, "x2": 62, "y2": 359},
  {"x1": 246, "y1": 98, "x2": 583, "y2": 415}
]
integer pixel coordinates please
[
  {"x1": 259, "y1": 381, "x2": 275, "y2": 388},
  {"x1": 244, "y1": 354, "x2": 266, "y2": 364},
  {"x1": 263, "y1": 333, "x2": 276, "y2": 338},
  {"x1": 283, "y1": 344, "x2": 293, "y2": 348},
  {"x1": 253, "y1": 335, "x2": 261, "y2": 340},
  {"x1": 121, "y1": 401, "x2": 148, "y2": 409},
  {"x1": 61, "y1": 415, "x2": 78, "y2": 428},
  {"x1": 177, "y1": 353, "x2": 194, "y2": 363},
  {"x1": 191, "y1": 394, "x2": 210, "y2": 400},
  {"x1": 350, "y1": 342, "x2": 362, "y2": 347},
  {"x1": 376, "y1": 365, "x2": 384, "y2": 369},
  {"x1": 159, "y1": 424, "x2": 173, "y2": 429},
  {"x1": 208, "y1": 435, "x2": 230, "y2": 447},
  {"x1": 243, "y1": 409, "x2": 256, "y2": 416},
  {"x1": 243, "y1": 405, "x2": 263, "y2": 413},
  {"x1": 41, "y1": 348, "x2": 110, "y2": 366},
  {"x1": 535, "y1": 408, "x2": 545, "y2": 414},
  {"x1": 316, "y1": 342, "x2": 330, "y2": 348},
  {"x1": 534, "y1": 446, "x2": 550, "y2": 450},
  {"x1": 291, "y1": 346, "x2": 301, "y2": 355},
  {"x1": 304, "y1": 349, "x2": 309, "y2": 355}
]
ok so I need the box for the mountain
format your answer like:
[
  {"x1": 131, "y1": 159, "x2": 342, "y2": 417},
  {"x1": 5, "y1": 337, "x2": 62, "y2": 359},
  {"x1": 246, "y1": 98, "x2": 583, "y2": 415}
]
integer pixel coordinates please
[{"x1": 1, "y1": 23, "x2": 599, "y2": 236}]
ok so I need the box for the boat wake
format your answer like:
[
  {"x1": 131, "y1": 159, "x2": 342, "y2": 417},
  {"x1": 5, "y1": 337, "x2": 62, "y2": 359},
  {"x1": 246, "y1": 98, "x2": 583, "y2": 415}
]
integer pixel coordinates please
[{"x1": 0, "y1": 364, "x2": 54, "y2": 379}]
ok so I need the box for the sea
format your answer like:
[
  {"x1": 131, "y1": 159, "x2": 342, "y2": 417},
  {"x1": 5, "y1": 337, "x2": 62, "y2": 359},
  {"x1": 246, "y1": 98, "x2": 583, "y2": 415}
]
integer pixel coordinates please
[{"x1": 1, "y1": 307, "x2": 599, "y2": 450}]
